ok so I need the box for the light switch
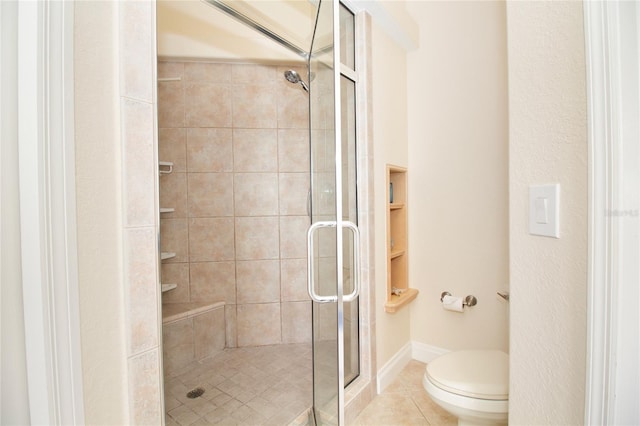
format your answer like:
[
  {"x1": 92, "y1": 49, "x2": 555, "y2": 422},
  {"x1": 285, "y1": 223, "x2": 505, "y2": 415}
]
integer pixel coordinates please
[
  {"x1": 534, "y1": 198, "x2": 549, "y2": 224},
  {"x1": 529, "y1": 184, "x2": 560, "y2": 238}
]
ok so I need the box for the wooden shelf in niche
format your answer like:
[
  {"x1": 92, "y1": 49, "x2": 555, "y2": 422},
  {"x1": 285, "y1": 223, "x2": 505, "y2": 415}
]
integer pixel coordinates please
[
  {"x1": 385, "y1": 164, "x2": 418, "y2": 313},
  {"x1": 385, "y1": 288, "x2": 419, "y2": 313}
]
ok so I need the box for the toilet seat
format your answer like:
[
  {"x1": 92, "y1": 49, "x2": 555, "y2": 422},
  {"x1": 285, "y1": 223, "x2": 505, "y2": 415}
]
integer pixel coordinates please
[{"x1": 426, "y1": 350, "x2": 509, "y2": 400}]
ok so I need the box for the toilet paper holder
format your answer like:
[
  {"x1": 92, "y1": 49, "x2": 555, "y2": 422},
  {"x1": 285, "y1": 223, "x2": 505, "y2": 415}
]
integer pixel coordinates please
[{"x1": 440, "y1": 291, "x2": 477, "y2": 307}]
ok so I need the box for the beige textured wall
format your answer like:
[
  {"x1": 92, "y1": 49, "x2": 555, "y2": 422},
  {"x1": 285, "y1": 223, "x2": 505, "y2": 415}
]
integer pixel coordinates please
[
  {"x1": 371, "y1": 19, "x2": 411, "y2": 369},
  {"x1": 406, "y1": 1, "x2": 509, "y2": 352},
  {"x1": 506, "y1": 2, "x2": 588, "y2": 424},
  {"x1": 74, "y1": 2, "x2": 128, "y2": 423}
]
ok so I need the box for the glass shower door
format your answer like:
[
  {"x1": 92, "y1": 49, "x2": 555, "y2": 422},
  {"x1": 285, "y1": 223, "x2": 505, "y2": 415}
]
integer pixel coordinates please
[
  {"x1": 307, "y1": 0, "x2": 359, "y2": 424},
  {"x1": 201, "y1": 1, "x2": 360, "y2": 423}
]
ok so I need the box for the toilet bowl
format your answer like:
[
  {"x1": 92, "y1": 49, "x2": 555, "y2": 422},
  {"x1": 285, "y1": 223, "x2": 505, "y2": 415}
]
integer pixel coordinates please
[{"x1": 423, "y1": 350, "x2": 509, "y2": 426}]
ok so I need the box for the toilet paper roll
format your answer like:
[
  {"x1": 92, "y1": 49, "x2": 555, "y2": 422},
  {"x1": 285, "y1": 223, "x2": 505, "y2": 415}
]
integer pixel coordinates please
[{"x1": 442, "y1": 295, "x2": 464, "y2": 313}]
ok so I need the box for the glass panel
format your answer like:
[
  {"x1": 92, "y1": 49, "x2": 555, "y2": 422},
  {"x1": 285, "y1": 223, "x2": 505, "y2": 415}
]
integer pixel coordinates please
[
  {"x1": 341, "y1": 75, "x2": 359, "y2": 385},
  {"x1": 309, "y1": 0, "x2": 340, "y2": 423},
  {"x1": 339, "y1": 4, "x2": 355, "y2": 69}
]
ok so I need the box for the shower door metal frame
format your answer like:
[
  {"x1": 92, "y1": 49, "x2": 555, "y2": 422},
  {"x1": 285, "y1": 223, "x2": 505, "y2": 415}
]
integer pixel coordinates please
[
  {"x1": 306, "y1": 1, "x2": 361, "y2": 424},
  {"x1": 203, "y1": 0, "x2": 308, "y2": 59}
]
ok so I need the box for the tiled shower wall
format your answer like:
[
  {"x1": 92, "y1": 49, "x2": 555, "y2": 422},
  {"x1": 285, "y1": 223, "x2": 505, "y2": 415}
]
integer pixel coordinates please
[{"x1": 157, "y1": 60, "x2": 312, "y2": 347}]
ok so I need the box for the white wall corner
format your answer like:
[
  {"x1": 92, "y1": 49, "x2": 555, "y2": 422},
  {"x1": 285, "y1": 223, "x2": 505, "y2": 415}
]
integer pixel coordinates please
[{"x1": 376, "y1": 341, "x2": 412, "y2": 394}]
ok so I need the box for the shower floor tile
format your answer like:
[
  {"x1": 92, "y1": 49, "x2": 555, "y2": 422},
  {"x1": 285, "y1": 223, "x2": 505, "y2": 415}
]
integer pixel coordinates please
[
  {"x1": 165, "y1": 349, "x2": 455, "y2": 426},
  {"x1": 165, "y1": 343, "x2": 312, "y2": 426}
]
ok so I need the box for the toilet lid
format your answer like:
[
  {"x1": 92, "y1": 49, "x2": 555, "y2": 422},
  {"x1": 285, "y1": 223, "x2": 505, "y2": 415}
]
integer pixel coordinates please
[{"x1": 426, "y1": 350, "x2": 509, "y2": 400}]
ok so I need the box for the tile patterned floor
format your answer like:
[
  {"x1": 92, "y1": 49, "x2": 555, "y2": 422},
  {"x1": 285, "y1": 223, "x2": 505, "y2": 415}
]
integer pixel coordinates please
[
  {"x1": 352, "y1": 360, "x2": 457, "y2": 426},
  {"x1": 164, "y1": 344, "x2": 312, "y2": 426},
  {"x1": 164, "y1": 346, "x2": 455, "y2": 426}
]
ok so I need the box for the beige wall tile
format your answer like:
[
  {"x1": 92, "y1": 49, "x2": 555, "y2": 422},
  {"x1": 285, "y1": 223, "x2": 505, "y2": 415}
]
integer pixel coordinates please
[
  {"x1": 236, "y1": 260, "x2": 280, "y2": 304},
  {"x1": 225, "y1": 305, "x2": 237, "y2": 348},
  {"x1": 232, "y1": 84, "x2": 277, "y2": 129},
  {"x1": 277, "y1": 92, "x2": 309, "y2": 130},
  {"x1": 155, "y1": 62, "x2": 331, "y2": 370},
  {"x1": 279, "y1": 216, "x2": 310, "y2": 259},
  {"x1": 160, "y1": 218, "x2": 189, "y2": 263},
  {"x1": 188, "y1": 173, "x2": 233, "y2": 217},
  {"x1": 188, "y1": 217, "x2": 235, "y2": 262},
  {"x1": 159, "y1": 128, "x2": 186, "y2": 172},
  {"x1": 312, "y1": 172, "x2": 337, "y2": 216},
  {"x1": 185, "y1": 83, "x2": 232, "y2": 127},
  {"x1": 233, "y1": 129, "x2": 278, "y2": 172},
  {"x1": 160, "y1": 262, "x2": 190, "y2": 303},
  {"x1": 317, "y1": 301, "x2": 337, "y2": 342},
  {"x1": 194, "y1": 308, "x2": 226, "y2": 359},
  {"x1": 186, "y1": 128, "x2": 233, "y2": 172},
  {"x1": 235, "y1": 217, "x2": 280, "y2": 260},
  {"x1": 318, "y1": 226, "x2": 337, "y2": 258},
  {"x1": 237, "y1": 303, "x2": 281, "y2": 347},
  {"x1": 120, "y1": 1, "x2": 152, "y2": 102},
  {"x1": 282, "y1": 301, "x2": 312, "y2": 344},
  {"x1": 158, "y1": 80, "x2": 184, "y2": 128},
  {"x1": 122, "y1": 98, "x2": 155, "y2": 227},
  {"x1": 162, "y1": 318, "x2": 195, "y2": 375},
  {"x1": 278, "y1": 129, "x2": 309, "y2": 173},
  {"x1": 189, "y1": 261, "x2": 236, "y2": 303},
  {"x1": 234, "y1": 173, "x2": 279, "y2": 217},
  {"x1": 162, "y1": 316, "x2": 193, "y2": 350},
  {"x1": 316, "y1": 256, "x2": 338, "y2": 300},
  {"x1": 279, "y1": 173, "x2": 309, "y2": 216},
  {"x1": 281, "y1": 258, "x2": 309, "y2": 302},
  {"x1": 158, "y1": 61, "x2": 184, "y2": 79},
  {"x1": 128, "y1": 349, "x2": 162, "y2": 425},
  {"x1": 159, "y1": 172, "x2": 187, "y2": 218},
  {"x1": 310, "y1": 129, "x2": 331, "y2": 172},
  {"x1": 184, "y1": 62, "x2": 232, "y2": 83},
  {"x1": 124, "y1": 228, "x2": 159, "y2": 355},
  {"x1": 232, "y1": 64, "x2": 277, "y2": 84}
]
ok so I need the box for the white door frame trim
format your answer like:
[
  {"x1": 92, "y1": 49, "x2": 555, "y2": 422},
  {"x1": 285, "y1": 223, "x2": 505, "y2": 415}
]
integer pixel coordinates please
[
  {"x1": 584, "y1": 2, "x2": 640, "y2": 424},
  {"x1": 17, "y1": 1, "x2": 85, "y2": 423}
]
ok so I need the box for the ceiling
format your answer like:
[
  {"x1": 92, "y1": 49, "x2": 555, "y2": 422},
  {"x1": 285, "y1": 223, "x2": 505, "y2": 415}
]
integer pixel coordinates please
[{"x1": 157, "y1": 0, "x2": 317, "y2": 63}]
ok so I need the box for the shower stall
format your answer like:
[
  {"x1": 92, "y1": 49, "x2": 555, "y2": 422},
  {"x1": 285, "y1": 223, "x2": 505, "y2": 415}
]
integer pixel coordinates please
[{"x1": 157, "y1": 1, "x2": 371, "y2": 424}]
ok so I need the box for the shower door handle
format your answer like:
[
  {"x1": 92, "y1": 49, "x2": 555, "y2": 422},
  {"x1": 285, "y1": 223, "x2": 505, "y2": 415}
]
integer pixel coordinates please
[
  {"x1": 307, "y1": 221, "x2": 338, "y2": 303},
  {"x1": 307, "y1": 220, "x2": 360, "y2": 303}
]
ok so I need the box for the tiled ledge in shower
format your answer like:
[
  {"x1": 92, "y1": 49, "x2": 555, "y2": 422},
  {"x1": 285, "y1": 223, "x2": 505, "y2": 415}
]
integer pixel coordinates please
[{"x1": 162, "y1": 301, "x2": 226, "y2": 376}]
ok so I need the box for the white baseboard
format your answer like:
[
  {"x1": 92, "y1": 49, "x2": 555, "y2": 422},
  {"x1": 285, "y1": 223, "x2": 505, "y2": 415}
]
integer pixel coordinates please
[
  {"x1": 411, "y1": 341, "x2": 449, "y2": 364},
  {"x1": 376, "y1": 341, "x2": 449, "y2": 394},
  {"x1": 376, "y1": 342, "x2": 412, "y2": 394}
]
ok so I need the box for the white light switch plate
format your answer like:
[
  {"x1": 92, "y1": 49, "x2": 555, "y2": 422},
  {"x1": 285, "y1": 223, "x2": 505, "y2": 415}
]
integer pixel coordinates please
[{"x1": 529, "y1": 184, "x2": 560, "y2": 238}]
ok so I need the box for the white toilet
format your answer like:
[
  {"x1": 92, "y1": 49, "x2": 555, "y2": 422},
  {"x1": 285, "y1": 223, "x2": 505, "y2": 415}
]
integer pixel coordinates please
[{"x1": 423, "y1": 350, "x2": 509, "y2": 426}]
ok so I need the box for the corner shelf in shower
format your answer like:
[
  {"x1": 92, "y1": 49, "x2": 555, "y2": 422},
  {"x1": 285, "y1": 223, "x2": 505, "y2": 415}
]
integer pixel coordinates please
[
  {"x1": 161, "y1": 283, "x2": 177, "y2": 293},
  {"x1": 161, "y1": 252, "x2": 176, "y2": 261},
  {"x1": 159, "y1": 161, "x2": 173, "y2": 175},
  {"x1": 160, "y1": 207, "x2": 175, "y2": 214}
]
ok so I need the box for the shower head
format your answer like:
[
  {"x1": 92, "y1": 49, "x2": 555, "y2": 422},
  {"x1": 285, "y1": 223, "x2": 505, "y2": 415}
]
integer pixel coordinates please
[{"x1": 284, "y1": 70, "x2": 309, "y2": 93}]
